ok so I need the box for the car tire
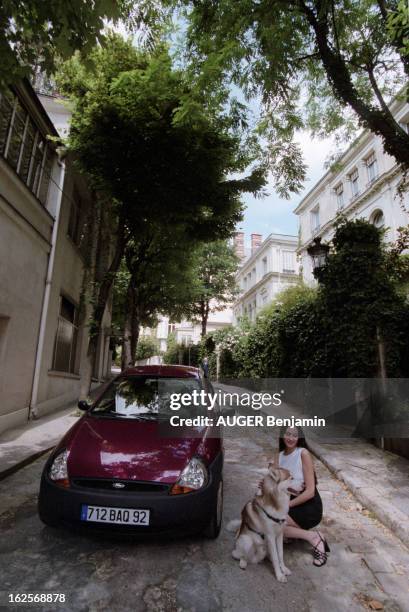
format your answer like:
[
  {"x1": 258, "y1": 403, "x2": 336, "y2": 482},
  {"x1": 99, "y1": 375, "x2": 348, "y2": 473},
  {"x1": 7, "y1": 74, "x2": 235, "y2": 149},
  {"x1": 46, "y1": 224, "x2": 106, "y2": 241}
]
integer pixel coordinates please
[{"x1": 203, "y1": 479, "x2": 223, "y2": 539}]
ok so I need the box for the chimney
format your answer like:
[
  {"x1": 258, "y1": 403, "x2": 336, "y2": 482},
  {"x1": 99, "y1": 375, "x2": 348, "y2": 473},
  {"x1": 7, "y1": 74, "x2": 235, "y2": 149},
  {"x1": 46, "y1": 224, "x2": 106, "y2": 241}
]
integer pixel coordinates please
[
  {"x1": 251, "y1": 233, "x2": 262, "y2": 255},
  {"x1": 233, "y1": 232, "x2": 245, "y2": 261}
]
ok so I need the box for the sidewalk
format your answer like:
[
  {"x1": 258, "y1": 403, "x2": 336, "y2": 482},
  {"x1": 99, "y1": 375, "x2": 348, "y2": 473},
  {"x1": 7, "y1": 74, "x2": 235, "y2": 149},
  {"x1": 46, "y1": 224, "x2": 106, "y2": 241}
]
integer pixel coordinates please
[
  {"x1": 0, "y1": 403, "x2": 80, "y2": 480},
  {"x1": 217, "y1": 383, "x2": 409, "y2": 550}
]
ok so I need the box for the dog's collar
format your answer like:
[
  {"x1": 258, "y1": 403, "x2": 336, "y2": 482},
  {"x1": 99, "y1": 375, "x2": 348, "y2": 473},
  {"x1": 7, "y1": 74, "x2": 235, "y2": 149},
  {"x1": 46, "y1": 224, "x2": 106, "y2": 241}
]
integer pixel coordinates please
[
  {"x1": 245, "y1": 522, "x2": 265, "y2": 540},
  {"x1": 255, "y1": 502, "x2": 286, "y2": 524}
]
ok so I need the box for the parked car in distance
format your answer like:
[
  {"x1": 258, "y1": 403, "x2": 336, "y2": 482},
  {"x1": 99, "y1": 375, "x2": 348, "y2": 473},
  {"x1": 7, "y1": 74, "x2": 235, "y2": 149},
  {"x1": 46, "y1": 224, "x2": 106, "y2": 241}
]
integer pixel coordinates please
[{"x1": 38, "y1": 365, "x2": 227, "y2": 538}]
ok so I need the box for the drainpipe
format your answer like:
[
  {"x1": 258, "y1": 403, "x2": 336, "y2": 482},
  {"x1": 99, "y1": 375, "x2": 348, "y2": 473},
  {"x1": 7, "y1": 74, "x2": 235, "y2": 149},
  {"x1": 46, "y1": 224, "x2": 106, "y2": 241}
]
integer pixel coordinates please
[{"x1": 29, "y1": 155, "x2": 66, "y2": 419}]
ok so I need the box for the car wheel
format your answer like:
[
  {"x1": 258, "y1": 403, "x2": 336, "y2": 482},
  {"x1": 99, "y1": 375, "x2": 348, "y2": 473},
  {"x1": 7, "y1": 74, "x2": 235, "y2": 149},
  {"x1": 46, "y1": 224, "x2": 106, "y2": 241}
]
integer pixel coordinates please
[{"x1": 203, "y1": 479, "x2": 223, "y2": 539}]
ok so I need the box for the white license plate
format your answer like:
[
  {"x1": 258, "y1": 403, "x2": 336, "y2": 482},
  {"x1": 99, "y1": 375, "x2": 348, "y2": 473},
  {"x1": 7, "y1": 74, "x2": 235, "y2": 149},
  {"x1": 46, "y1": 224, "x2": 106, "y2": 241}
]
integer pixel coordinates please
[{"x1": 81, "y1": 504, "x2": 150, "y2": 525}]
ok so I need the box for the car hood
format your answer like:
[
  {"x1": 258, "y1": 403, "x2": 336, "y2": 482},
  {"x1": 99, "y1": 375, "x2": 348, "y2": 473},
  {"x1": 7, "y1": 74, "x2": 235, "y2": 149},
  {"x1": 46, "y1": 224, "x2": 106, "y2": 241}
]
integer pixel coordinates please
[{"x1": 65, "y1": 416, "x2": 204, "y2": 483}]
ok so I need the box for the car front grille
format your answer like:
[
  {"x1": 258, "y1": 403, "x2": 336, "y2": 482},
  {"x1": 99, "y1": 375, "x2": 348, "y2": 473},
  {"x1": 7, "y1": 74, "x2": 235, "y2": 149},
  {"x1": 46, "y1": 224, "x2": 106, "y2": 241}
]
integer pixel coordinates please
[{"x1": 71, "y1": 478, "x2": 170, "y2": 493}]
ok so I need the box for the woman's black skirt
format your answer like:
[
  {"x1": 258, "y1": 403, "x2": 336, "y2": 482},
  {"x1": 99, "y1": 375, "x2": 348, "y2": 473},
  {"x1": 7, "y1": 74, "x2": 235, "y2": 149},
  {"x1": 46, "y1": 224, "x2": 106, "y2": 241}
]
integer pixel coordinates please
[{"x1": 289, "y1": 488, "x2": 323, "y2": 530}]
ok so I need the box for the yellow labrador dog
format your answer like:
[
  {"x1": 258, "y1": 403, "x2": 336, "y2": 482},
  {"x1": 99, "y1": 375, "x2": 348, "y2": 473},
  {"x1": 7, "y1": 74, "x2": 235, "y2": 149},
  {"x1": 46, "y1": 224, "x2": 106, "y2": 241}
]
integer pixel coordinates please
[{"x1": 227, "y1": 463, "x2": 292, "y2": 582}]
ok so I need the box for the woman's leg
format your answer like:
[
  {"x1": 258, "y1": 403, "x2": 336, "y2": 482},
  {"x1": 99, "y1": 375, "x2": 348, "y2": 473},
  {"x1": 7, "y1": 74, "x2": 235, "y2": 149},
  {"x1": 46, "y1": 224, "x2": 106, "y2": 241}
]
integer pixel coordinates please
[{"x1": 284, "y1": 516, "x2": 325, "y2": 551}]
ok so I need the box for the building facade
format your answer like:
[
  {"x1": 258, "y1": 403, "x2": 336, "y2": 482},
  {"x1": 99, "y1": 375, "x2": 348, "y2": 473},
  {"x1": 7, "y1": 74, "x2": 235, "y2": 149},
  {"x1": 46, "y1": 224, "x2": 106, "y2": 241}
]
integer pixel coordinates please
[
  {"x1": 0, "y1": 82, "x2": 111, "y2": 435},
  {"x1": 295, "y1": 97, "x2": 409, "y2": 283},
  {"x1": 156, "y1": 307, "x2": 233, "y2": 351},
  {"x1": 233, "y1": 233, "x2": 300, "y2": 323},
  {"x1": 139, "y1": 306, "x2": 233, "y2": 357}
]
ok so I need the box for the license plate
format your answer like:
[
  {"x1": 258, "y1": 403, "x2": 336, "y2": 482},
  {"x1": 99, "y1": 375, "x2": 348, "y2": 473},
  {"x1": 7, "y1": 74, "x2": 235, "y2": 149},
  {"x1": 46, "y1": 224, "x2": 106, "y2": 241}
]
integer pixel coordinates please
[{"x1": 81, "y1": 504, "x2": 150, "y2": 525}]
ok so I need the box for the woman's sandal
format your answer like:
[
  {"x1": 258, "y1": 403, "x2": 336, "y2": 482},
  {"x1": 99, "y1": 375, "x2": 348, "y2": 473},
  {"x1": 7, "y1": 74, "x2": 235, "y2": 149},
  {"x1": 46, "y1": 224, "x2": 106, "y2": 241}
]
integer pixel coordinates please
[{"x1": 312, "y1": 532, "x2": 330, "y2": 567}]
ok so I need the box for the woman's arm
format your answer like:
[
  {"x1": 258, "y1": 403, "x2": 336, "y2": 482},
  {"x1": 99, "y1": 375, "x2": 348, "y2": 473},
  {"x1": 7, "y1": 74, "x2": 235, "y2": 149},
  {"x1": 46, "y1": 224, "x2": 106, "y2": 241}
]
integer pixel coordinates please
[{"x1": 289, "y1": 449, "x2": 316, "y2": 508}]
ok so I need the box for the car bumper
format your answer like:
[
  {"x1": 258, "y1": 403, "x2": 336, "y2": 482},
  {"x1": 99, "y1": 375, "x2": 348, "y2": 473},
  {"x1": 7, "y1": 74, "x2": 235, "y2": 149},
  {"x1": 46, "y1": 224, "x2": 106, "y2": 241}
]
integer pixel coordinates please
[{"x1": 38, "y1": 452, "x2": 223, "y2": 536}]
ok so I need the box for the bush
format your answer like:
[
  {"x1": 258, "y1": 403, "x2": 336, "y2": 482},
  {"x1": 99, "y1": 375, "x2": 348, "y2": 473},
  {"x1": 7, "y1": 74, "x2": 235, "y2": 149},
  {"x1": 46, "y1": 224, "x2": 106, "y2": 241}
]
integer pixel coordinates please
[
  {"x1": 163, "y1": 333, "x2": 180, "y2": 364},
  {"x1": 163, "y1": 333, "x2": 201, "y2": 367},
  {"x1": 135, "y1": 336, "x2": 159, "y2": 361}
]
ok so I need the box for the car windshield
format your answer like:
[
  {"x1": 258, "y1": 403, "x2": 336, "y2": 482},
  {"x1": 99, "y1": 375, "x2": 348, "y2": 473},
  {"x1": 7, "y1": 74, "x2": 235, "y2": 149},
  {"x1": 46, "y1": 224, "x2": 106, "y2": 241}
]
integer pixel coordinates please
[{"x1": 91, "y1": 376, "x2": 205, "y2": 419}]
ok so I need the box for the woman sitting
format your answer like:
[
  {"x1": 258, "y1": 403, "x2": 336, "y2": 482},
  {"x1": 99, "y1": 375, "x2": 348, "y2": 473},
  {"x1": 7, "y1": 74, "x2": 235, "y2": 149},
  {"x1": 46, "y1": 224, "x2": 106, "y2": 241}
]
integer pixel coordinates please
[{"x1": 275, "y1": 425, "x2": 330, "y2": 567}]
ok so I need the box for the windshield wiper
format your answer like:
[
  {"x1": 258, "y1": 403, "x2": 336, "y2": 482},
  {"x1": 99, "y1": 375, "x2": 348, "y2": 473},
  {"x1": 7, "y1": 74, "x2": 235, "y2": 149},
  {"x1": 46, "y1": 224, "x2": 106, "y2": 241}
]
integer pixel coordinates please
[{"x1": 94, "y1": 411, "x2": 158, "y2": 420}]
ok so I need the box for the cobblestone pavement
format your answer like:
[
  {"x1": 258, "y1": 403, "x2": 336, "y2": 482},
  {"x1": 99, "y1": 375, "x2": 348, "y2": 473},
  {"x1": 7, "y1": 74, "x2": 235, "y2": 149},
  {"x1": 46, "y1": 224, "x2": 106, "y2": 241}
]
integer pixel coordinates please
[{"x1": 0, "y1": 426, "x2": 408, "y2": 612}]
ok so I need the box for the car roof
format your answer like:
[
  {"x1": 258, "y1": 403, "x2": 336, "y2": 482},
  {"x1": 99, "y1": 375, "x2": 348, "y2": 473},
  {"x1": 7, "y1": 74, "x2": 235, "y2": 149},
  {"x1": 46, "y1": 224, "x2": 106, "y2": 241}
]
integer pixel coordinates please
[{"x1": 120, "y1": 364, "x2": 201, "y2": 378}]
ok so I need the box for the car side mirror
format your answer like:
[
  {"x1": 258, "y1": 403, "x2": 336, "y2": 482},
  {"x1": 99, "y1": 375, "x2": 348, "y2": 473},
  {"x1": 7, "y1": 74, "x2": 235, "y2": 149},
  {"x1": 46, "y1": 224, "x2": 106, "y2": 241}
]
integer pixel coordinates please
[{"x1": 78, "y1": 400, "x2": 91, "y2": 411}]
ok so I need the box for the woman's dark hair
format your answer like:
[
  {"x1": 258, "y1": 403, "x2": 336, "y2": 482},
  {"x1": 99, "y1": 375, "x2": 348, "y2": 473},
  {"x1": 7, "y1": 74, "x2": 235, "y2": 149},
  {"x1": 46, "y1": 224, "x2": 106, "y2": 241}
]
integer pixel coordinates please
[
  {"x1": 278, "y1": 425, "x2": 317, "y2": 484},
  {"x1": 278, "y1": 425, "x2": 309, "y2": 452}
]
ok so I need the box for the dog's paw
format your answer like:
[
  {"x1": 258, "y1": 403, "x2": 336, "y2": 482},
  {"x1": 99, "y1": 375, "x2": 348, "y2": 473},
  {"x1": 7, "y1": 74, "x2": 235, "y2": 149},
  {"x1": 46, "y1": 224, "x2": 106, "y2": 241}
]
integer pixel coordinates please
[
  {"x1": 276, "y1": 573, "x2": 287, "y2": 583},
  {"x1": 239, "y1": 559, "x2": 248, "y2": 570},
  {"x1": 282, "y1": 566, "x2": 292, "y2": 576}
]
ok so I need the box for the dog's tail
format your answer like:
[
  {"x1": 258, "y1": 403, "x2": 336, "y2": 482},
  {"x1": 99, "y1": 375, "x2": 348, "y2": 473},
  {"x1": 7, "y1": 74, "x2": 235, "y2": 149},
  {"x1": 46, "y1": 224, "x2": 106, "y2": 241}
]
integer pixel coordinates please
[{"x1": 226, "y1": 519, "x2": 241, "y2": 532}]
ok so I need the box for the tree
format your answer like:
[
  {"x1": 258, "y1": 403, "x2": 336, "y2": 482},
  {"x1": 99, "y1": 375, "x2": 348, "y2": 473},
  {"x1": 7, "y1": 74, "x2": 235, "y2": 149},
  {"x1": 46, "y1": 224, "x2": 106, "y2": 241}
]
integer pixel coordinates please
[
  {"x1": 163, "y1": 332, "x2": 179, "y2": 364},
  {"x1": 59, "y1": 36, "x2": 266, "y2": 392},
  {"x1": 119, "y1": 229, "x2": 198, "y2": 369},
  {"x1": 135, "y1": 336, "x2": 159, "y2": 361},
  {"x1": 318, "y1": 218, "x2": 408, "y2": 377},
  {"x1": 187, "y1": 240, "x2": 239, "y2": 336},
  {"x1": 171, "y1": 0, "x2": 409, "y2": 193},
  {"x1": 0, "y1": 0, "x2": 166, "y2": 89}
]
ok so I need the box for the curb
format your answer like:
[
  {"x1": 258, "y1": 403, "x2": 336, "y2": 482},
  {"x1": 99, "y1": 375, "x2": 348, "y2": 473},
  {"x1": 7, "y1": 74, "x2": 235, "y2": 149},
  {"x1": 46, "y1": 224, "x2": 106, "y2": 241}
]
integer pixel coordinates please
[
  {"x1": 0, "y1": 446, "x2": 54, "y2": 482},
  {"x1": 308, "y1": 440, "x2": 409, "y2": 551}
]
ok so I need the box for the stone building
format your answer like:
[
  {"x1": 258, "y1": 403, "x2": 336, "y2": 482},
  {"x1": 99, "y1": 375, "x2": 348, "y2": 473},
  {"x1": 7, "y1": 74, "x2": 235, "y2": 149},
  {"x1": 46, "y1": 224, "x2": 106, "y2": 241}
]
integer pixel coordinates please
[
  {"x1": 0, "y1": 81, "x2": 111, "y2": 434},
  {"x1": 295, "y1": 96, "x2": 409, "y2": 283},
  {"x1": 233, "y1": 233, "x2": 300, "y2": 323}
]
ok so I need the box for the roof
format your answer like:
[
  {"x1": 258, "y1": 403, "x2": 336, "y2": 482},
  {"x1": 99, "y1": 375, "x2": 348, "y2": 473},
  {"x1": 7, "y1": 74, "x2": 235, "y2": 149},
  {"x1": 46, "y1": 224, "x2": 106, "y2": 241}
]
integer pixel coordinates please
[
  {"x1": 14, "y1": 79, "x2": 60, "y2": 141},
  {"x1": 121, "y1": 365, "x2": 200, "y2": 378},
  {"x1": 237, "y1": 232, "x2": 298, "y2": 275}
]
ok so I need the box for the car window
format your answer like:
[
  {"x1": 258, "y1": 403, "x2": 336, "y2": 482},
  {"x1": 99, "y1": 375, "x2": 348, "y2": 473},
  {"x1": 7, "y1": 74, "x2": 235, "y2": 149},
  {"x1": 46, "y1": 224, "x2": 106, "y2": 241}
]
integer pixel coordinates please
[{"x1": 91, "y1": 376, "x2": 205, "y2": 419}]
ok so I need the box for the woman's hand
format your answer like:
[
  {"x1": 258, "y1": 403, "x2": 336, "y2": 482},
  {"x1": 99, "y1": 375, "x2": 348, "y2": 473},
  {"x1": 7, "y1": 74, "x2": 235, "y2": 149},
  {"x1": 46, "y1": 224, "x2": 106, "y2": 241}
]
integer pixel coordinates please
[{"x1": 288, "y1": 486, "x2": 303, "y2": 496}]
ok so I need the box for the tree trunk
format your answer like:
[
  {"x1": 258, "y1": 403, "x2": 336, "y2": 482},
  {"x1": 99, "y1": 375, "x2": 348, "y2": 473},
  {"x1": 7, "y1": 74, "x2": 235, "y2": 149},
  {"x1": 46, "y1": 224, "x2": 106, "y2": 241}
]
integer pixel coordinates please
[
  {"x1": 79, "y1": 196, "x2": 101, "y2": 400},
  {"x1": 130, "y1": 300, "x2": 140, "y2": 365},
  {"x1": 201, "y1": 300, "x2": 210, "y2": 337},
  {"x1": 81, "y1": 212, "x2": 128, "y2": 393},
  {"x1": 300, "y1": 0, "x2": 409, "y2": 169},
  {"x1": 121, "y1": 279, "x2": 134, "y2": 370}
]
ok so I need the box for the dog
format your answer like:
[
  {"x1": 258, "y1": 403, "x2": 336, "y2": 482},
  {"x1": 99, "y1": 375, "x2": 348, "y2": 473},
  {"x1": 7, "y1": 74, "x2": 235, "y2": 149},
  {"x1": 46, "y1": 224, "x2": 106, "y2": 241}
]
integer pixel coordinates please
[{"x1": 227, "y1": 463, "x2": 292, "y2": 582}]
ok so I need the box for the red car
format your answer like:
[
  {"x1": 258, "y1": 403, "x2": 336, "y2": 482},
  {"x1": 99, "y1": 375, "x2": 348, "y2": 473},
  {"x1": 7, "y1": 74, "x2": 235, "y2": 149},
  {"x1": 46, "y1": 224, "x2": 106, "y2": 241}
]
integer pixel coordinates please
[{"x1": 38, "y1": 365, "x2": 226, "y2": 538}]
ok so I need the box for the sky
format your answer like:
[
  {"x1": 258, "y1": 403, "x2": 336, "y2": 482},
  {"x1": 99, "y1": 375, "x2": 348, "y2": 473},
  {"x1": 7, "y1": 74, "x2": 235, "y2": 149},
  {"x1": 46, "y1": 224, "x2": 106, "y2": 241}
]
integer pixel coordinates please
[{"x1": 238, "y1": 132, "x2": 334, "y2": 245}]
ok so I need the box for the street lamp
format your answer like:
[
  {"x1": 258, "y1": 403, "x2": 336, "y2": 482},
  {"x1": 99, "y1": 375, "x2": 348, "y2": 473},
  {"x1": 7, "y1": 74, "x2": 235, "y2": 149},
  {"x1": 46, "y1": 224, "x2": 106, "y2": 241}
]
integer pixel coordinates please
[{"x1": 307, "y1": 237, "x2": 330, "y2": 278}]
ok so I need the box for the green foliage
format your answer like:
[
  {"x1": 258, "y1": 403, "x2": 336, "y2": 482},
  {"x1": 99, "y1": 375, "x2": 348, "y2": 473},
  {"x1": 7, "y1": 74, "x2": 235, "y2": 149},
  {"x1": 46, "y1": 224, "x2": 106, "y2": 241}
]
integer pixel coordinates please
[
  {"x1": 202, "y1": 220, "x2": 409, "y2": 380},
  {"x1": 318, "y1": 219, "x2": 409, "y2": 377},
  {"x1": 58, "y1": 35, "x2": 267, "y2": 368},
  {"x1": 187, "y1": 240, "x2": 240, "y2": 335},
  {"x1": 112, "y1": 260, "x2": 131, "y2": 340},
  {"x1": 169, "y1": 0, "x2": 409, "y2": 184},
  {"x1": 0, "y1": 1, "x2": 163, "y2": 89},
  {"x1": 387, "y1": 1, "x2": 409, "y2": 58},
  {"x1": 162, "y1": 334, "x2": 200, "y2": 366},
  {"x1": 162, "y1": 333, "x2": 179, "y2": 364},
  {"x1": 135, "y1": 336, "x2": 159, "y2": 361},
  {"x1": 58, "y1": 35, "x2": 266, "y2": 242},
  {"x1": 124, "y1": 229, "x2": 198, "y2": 326}
]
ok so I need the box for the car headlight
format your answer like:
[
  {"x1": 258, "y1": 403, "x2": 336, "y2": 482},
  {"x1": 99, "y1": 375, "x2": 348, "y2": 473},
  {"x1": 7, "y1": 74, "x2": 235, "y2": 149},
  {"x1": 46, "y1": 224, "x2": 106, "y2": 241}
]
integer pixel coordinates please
[
  {"x1": 170, "y1": 457, "x2": 208, "y2": 495},
  {"x1": 49, "y1": 449, "x2": 70, "y2": 487}
]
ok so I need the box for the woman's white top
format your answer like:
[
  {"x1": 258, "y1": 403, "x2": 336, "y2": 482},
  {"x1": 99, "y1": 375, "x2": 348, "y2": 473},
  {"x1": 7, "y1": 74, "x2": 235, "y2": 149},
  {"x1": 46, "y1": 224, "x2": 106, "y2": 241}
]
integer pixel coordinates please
[{"x1": 279, "y1": 447, "x2": 305, "y2": 492}]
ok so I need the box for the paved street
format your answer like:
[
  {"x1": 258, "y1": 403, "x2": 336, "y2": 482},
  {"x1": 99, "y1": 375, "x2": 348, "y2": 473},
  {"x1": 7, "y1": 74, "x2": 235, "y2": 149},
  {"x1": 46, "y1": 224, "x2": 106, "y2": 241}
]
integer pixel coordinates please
[{"x1": 0, "y1": 426, "x2": 408, "y2": 612}]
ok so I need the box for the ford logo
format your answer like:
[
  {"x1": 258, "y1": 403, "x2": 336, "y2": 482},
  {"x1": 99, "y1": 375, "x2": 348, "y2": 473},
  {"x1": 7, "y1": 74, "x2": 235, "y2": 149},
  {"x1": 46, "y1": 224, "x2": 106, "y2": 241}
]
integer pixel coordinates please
[{"x1": 112, "y1": 482, "x2": 125, "y2": 489}]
